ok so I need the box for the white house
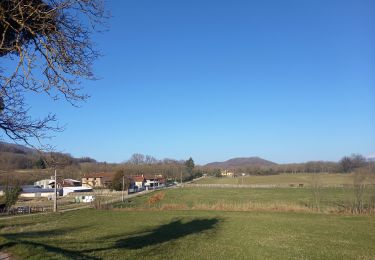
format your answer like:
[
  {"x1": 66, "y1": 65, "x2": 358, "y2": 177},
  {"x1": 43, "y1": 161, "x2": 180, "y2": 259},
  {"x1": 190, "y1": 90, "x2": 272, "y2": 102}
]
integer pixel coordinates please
[
  {"x1": 132, "y1": 175, "x2": 146, "y2": 190},
  {"x1": 144, "y1": 176, "x2": 165, "y2": 189}
]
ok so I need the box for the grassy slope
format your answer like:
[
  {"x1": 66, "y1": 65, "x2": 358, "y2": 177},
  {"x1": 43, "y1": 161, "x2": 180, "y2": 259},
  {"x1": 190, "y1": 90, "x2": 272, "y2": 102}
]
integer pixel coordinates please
[
  {"x1": 192, "y1": 173, "x2": 362, "y2": 186},
  {"x1": 1, "y1": 209, "x2": 375, "y2": 259}
]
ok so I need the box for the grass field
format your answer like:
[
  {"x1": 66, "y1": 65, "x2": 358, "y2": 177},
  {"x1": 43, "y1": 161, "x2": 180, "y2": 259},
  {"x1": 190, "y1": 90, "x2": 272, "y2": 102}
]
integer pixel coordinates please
[
  {"x1": 1, "y1": 209, "x2": 375, "y2": 259},
  {"x1": 1, "y1": 178, "x2": 375, "y2": 259},
  {"x1": 114, "y1": 187, "x2": 375, "y2": 213},
  {"x1": 192, "y1": 173, "x2": 371, "y2": 186}
]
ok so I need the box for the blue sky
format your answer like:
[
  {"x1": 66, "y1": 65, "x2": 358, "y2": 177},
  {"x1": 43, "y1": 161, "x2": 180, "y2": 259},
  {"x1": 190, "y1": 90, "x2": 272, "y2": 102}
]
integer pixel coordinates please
[{"x1": 9, "y1": 0, "x2": 375, "y2": 164}]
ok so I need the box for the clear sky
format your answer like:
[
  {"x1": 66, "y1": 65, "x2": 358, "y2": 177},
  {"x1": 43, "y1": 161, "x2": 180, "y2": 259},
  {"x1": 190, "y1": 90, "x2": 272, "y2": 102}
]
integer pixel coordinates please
[{"x1": 14, "y1": 0, "x2": 375, "y2": 164}]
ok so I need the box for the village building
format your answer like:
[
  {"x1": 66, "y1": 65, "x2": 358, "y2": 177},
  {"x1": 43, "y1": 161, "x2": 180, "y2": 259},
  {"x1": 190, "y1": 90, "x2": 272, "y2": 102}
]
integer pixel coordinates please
[
  {"x1": 132, "y1": 175, "x2": 147, "y2": 190},
  {"x1": 82, "y1": 172, "x2": 114, "y2": 188},
  {"x1": 221, "y1": 170, "x2": 235, "y2": 177},
  {"x1": 144, "y1": 175, "x2": 165, "y2": 189}
]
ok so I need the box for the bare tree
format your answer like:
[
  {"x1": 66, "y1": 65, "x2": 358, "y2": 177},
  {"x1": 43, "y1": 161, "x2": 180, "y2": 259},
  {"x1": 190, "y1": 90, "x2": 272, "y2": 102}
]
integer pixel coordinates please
[
  {"x1": 128, "y1": 153, "x2": 145, "y2": 165},
  {"x1": 0, "y1": 0, "x2": 106, "y2": 147},
  {"x1": 145, "y1": 155, "x2": 158, "y2": 164}
]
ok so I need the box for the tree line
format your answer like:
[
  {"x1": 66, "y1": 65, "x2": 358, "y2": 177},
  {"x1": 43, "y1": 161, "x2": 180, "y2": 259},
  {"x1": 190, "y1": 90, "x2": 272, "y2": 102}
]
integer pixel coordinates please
[
  {"x1": 1, "y1": 150, "x2": 374, "y2": 187},
  {"x1": 206, "y1": 154, "x2": 373, "y2": 176}
]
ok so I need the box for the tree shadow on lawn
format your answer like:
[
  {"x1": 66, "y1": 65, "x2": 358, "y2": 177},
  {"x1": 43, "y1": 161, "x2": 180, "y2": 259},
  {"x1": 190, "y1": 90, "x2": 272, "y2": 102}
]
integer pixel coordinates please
[
  {"x1": 115, "y1": 218, "x2": 220, "y2": 250},
  {"x1": 0, "y1": 226, "x2": 99, "y2": 260},
  {"x1": 0, "y1": 218, "x2": 50, "y2": 231},
  {"x1": 0, "y1": 218, "x2": 221, "y2": 258}
]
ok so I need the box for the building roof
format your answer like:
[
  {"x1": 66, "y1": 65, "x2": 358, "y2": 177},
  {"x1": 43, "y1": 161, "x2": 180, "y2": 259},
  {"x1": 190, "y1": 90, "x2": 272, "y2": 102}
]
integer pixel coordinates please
[
  {"x1": 143, "y1": 174, "x2": 163, "y2": 180},
  {"x1": 133, "y1": 175, "x2": 146, "y2": 182},
  {"x1": 63, "y1": 178, "x2": 81, "y2": 183}
]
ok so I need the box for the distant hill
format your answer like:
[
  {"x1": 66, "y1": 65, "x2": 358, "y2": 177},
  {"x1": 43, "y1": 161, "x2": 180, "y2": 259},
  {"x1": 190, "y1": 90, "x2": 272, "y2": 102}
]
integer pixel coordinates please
[
  {"x1": 205, "y1": 157, "x2": 277, "y2": 169},
  {"x1": 0, "y1": 141, "x2": 36, "y2": 155},
  {"x1": 0, "y1": 141, "x2": 96, "y2": 170}
]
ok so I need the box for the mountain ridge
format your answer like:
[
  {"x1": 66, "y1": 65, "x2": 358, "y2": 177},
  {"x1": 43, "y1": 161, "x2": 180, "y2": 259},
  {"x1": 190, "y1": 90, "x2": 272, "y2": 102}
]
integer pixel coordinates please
[{"x1": 205, "y1": 157, "x2": 277, "y2": 168}]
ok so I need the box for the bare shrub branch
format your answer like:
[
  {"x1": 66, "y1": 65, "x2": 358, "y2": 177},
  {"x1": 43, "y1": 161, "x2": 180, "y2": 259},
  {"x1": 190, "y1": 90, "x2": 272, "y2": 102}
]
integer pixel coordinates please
[{"x1": 0, "y1": 0, "x2": 107, "y2": 148}]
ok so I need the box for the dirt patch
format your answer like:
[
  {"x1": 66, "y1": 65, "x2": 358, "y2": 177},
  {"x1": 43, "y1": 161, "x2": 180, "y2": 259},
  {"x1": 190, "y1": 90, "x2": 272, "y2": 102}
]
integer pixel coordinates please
[{"x1": 0, "y1": 251, "x2": 11, "y2": 260}]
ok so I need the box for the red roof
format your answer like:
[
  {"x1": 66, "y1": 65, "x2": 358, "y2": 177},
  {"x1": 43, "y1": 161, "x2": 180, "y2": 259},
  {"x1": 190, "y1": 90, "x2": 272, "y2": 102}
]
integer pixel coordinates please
[
  {"x1": 133, "y1": 175, "x2": 146, "y2": 182},
  {"x1": 143, "y1": 174, "x2": 163, "y2": 180}
]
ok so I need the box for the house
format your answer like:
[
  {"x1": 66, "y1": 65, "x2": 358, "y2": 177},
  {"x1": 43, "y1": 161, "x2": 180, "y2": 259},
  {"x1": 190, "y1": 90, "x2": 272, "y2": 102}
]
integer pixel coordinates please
[
  {"x1": 221, "y1": 170, "x2": 235, "y2": 177},
  {"x1": 144, "y1": 175, "x2": 165, "y2": 189},
  {"x1": 82, "y1": 172, "x2": 114, "y2": 188},
  {"x1": 132, "y1": 175, "x2": 146, "y2": 190}
]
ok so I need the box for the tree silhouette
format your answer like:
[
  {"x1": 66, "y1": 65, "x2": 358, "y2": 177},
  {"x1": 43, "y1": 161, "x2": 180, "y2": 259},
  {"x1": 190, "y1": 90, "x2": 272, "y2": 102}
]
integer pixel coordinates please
[{"x1": 0, "y1": 0, "x2": 107, "y2": 148}]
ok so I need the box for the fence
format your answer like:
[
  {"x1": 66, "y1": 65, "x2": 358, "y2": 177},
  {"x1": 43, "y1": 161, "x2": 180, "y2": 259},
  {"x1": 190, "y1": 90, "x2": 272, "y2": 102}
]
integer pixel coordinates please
[
  {"x1": 183, "y1": 183, "x2": 375, "y2": 189},
  {"x1": 0, "y1": 206, "x2": 52, "y2": 216},
  {"x1": 0, "y1": 186, "x2": 168, "y2": 217},
  {"x1": 184, "y1": 184, "x2": 279, "y2": 188}
]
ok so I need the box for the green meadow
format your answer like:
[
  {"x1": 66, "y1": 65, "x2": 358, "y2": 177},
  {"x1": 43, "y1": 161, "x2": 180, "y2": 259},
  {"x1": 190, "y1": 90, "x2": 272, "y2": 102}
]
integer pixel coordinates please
[
  {"x1": 3, "y1": 160, "x2": 374, "y2": 259},
  {"x1": 192, "y1": 173, "x2": 368, "y2": 186},
  {"x1": 1, "y1": 209, "x2": 375, "y2": 259},
  {"x1": 2, "y1": 174, "x2": 375, "y2": 259},
  {"x1": 115, "y1": 187, "x2": 375, "y2": 213}
]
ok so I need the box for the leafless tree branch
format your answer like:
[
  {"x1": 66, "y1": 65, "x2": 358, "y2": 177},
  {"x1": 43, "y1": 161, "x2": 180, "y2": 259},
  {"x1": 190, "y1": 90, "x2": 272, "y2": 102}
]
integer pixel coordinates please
[{"x1": 0, "y1": 0, "x2": 107, "y2": 149}]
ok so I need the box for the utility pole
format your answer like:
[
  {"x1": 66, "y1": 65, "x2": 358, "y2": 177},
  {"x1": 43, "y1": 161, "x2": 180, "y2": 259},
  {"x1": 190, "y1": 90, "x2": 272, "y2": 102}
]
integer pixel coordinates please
[
  {"x1": 53, "y1": 169, "x2": 57, "y2": 212},
  {"x1": 122, "y1": 175, "x2": 125, "y2": 202}
]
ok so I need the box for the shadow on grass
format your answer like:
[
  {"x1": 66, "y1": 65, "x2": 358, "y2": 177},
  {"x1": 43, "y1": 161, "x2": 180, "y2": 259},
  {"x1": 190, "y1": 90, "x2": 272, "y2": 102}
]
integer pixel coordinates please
[
  {"x1": 0, "y1": 227, "x2": 99, "y2": 260},
  {"x1": 1, "y1": 218, "x2": 220, "y2": 258},
  {"x1": 116, "y1": 218, "x2": 220, "y2": 250}
]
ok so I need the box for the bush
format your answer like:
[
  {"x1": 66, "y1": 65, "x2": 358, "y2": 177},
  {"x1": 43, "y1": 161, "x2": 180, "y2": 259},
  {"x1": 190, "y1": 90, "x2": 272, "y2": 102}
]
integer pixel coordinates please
[
  {"x1": 4, "y1": 184, "x2": 21, "y2": 211},
  {"x1": 147, "y1": 192, "x2": 165, "y2": 207}
]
